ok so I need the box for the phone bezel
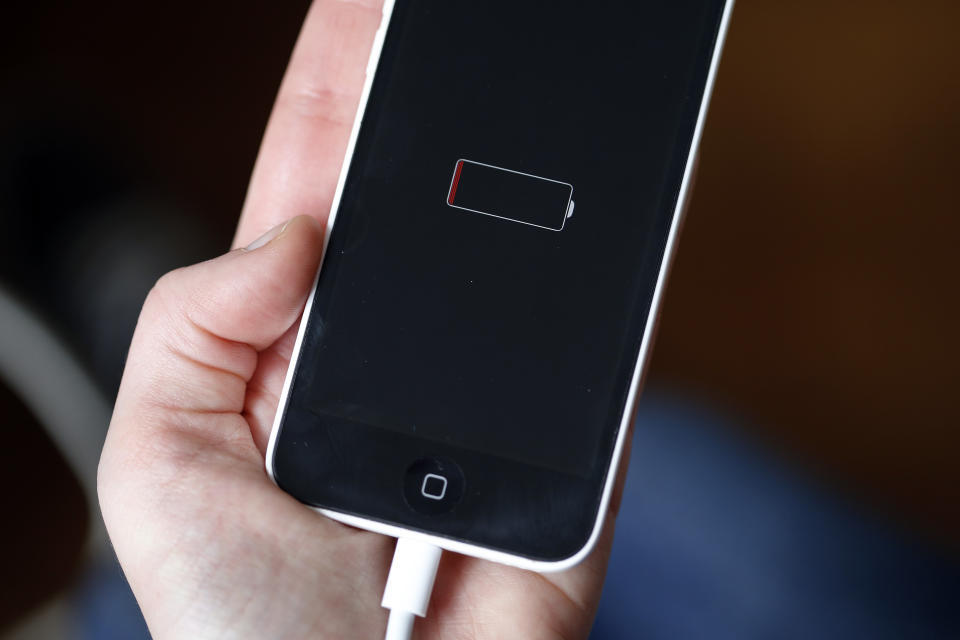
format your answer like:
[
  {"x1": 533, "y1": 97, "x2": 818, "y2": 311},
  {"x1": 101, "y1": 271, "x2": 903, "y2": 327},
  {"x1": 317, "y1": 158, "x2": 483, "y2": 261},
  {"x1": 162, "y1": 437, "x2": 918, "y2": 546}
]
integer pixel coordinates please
[{"x1": 265, "y1": 0, "x2": 735, "y2": 573}]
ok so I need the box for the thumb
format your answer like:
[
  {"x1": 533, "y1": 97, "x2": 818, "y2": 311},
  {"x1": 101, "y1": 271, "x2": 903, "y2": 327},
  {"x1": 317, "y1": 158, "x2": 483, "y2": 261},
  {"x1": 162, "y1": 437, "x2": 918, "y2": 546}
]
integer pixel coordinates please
[
  {"x1": 109, "y1": 215, "x2": 323, "y2": 439},
  {"x1": 161, "y1": 214, "x2": 324, "y2": 352},
  {"x1": 99, "y1": 215, "x2": 326, "y2": 612}
]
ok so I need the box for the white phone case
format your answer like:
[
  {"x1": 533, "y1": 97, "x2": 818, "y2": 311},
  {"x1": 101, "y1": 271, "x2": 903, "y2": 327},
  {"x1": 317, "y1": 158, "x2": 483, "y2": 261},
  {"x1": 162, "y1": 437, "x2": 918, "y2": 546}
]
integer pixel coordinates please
[{"x1": 266, "y1": 0, "x2": 735, "y2": 573}]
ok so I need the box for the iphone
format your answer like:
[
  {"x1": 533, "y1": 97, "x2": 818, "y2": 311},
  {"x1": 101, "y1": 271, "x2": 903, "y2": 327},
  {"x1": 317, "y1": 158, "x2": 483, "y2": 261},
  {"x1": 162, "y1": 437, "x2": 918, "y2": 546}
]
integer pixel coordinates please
[{"x1": 267, "y1": 0, "x2": 733, "y2": 571}]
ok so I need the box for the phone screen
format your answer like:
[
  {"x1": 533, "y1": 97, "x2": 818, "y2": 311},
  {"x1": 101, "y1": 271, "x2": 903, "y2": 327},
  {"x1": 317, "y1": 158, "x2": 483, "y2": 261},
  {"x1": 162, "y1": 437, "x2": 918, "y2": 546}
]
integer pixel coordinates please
[{"x1": 273, "y1": 0, "x2": 727, "y2": 561}]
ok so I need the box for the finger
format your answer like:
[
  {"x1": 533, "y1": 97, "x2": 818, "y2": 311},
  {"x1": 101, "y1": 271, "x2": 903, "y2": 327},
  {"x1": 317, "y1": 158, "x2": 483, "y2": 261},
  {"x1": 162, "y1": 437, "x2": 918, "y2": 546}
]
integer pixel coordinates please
[
  {"x1": 105, "y1": 216, "x2": 323, "y2": 458},
  {"x1": 244, "y1": 321, "x2": 302, "y2": 454},
  {"x1": 234, "y1": 0, "x2": 385, "y2": 248}
]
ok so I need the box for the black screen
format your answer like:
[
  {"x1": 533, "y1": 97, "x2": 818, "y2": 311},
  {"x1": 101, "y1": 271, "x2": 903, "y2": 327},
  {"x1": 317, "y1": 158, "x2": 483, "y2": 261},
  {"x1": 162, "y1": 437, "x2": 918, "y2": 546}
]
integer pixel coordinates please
[{"x1": 274, "y1": 0, "x2": 726, "y2": 559}]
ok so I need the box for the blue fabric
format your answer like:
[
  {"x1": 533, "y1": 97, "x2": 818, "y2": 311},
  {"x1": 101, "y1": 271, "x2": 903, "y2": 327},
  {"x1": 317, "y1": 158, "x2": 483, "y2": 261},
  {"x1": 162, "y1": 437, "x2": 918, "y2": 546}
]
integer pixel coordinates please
[
  {"x1": 591, "y1": 393, "x2": 960, "y2": 639},
  {"x1": 71, "y1": 392, "x2": 960, "y2": 638},
  {"x1": 72, "y1": 557, "x2": 150, "y2": 640}
]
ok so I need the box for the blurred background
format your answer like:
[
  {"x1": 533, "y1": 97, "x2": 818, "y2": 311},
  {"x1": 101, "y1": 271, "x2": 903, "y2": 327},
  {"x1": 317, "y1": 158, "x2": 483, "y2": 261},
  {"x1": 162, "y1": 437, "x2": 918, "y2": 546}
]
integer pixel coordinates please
[{"x1": 1, "y1": 1, "x2": 957, "y2": 638}]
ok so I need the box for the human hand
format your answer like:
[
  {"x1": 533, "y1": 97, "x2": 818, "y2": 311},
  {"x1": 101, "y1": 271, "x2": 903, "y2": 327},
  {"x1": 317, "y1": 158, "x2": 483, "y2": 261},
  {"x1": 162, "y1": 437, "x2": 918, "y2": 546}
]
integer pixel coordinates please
[{"x1": 99, "y1": 2, "x2": 626, "y2": 638}]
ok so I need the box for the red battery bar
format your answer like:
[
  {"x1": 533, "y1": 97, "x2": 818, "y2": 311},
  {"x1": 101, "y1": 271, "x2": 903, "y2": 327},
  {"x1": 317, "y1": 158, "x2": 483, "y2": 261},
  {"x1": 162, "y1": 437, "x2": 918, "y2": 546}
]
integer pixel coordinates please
[{"x1": 446, "y1": 159, "x2": 575, "y2": 231}]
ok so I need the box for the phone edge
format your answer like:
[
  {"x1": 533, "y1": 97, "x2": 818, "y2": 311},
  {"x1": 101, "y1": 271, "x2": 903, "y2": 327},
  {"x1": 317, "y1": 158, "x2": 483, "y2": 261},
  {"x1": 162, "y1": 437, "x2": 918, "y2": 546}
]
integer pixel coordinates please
[{"x1": 265, "y1": 0, "x2": 735, "y2": 573}]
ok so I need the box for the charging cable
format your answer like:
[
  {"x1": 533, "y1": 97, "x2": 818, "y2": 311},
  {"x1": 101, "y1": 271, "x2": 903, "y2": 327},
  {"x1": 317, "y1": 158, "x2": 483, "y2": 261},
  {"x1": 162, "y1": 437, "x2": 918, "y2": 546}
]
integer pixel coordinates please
[{"x1": 382, "y1": 537, "x2": 443, "y2": 640}]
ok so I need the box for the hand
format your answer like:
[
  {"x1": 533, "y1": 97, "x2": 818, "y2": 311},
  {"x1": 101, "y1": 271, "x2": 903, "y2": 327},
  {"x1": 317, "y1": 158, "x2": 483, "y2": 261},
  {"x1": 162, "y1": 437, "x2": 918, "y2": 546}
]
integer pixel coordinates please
[{"x1": 99, "y1": 2, "x2": 626, "y2": 638}]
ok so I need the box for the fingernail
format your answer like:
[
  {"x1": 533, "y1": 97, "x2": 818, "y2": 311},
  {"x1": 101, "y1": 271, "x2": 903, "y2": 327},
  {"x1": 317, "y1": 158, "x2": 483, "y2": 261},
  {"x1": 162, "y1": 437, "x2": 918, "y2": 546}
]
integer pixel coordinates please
[{"x1": 245, "y1": 219, "x2": 291, "y2": 251}]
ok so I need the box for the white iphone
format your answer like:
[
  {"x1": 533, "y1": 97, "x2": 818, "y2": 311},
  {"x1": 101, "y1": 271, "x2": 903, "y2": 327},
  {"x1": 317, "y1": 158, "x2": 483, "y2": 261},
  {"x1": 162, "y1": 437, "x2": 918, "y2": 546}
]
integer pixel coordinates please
[{"x1": 267, "y1": 0, "x2": 733, "y2": 572}]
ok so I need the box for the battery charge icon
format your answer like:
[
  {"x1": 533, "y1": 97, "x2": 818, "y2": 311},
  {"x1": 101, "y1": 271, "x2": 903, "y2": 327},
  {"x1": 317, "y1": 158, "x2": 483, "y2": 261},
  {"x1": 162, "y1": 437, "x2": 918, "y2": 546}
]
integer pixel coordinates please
[{"x1": 446, "y1": 159, "x2": 575, "y2": 232}]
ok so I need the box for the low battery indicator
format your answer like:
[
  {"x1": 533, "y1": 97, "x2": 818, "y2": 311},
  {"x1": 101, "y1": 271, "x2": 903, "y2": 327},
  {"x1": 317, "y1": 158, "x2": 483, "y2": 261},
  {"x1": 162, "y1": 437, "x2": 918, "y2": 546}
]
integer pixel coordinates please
[{"x1": 446, "y1": 159, "x2": 575, "y2": 232}]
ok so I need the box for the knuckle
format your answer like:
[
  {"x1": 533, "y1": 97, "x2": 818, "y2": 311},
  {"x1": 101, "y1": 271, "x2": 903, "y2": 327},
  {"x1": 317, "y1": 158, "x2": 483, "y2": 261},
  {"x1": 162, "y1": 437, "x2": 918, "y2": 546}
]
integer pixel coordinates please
[
  {"x1": 143, "y1": 267, "x2": 190, "y2": 318},
  {"x1": 148, "y1": 267, "x2": 184, "y2": 301},
  {"x1": 281, "y1": 84, "x2": 358, "y2": 127}
]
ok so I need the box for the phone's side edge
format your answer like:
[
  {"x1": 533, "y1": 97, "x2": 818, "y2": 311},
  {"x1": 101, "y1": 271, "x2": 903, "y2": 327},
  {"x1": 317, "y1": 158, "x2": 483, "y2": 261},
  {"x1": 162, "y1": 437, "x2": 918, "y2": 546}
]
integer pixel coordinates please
[{"x1": 267, "y1": 0, "x2": 735, "y2": 574}]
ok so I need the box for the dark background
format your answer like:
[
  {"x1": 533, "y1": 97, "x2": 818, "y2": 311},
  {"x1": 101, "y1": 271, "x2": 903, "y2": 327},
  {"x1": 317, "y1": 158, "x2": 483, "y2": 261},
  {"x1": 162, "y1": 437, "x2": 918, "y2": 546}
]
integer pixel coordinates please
[{"x1": 2, "y1": 0, "x2": 958, "y2": 633}]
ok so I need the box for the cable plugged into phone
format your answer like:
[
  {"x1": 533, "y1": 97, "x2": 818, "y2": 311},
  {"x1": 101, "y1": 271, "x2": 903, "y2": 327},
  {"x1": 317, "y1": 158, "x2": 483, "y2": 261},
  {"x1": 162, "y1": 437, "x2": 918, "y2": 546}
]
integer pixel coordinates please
[{"x1": 382, "y1": 537, "x2": 443, "y2": 640}]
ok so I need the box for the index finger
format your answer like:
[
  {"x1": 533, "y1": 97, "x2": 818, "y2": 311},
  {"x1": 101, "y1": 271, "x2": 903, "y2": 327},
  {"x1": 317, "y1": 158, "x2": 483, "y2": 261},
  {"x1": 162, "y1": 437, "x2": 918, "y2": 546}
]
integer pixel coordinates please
[{"x1": 234, "y1": 0, "x2": 385, "y2": 248}]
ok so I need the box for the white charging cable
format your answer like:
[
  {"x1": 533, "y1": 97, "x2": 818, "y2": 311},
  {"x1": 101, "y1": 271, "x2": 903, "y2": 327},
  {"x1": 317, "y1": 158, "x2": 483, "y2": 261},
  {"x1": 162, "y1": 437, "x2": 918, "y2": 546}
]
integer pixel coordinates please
[{"x1": 381, "y1": 537, "x2": 443, "y2": 640}]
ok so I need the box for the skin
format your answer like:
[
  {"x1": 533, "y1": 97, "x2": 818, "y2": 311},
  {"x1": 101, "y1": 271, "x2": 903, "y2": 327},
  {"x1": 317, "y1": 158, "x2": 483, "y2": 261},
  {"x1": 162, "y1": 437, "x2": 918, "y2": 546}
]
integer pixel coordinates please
[{"x1": 99, "y1": 1, "x2": 633, "y2": 637}]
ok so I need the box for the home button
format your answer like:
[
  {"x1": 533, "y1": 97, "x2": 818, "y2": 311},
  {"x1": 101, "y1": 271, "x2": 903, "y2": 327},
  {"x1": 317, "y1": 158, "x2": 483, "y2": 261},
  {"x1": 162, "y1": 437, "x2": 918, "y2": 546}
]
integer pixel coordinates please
[
  {"x1": 421, "y1": 473, "x2": 448, "y2": 500},
  {"x1": 403, "y1": 457, "x2": 464, "y2": 515}
]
